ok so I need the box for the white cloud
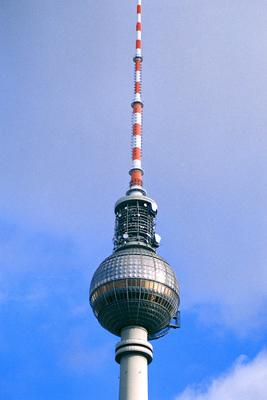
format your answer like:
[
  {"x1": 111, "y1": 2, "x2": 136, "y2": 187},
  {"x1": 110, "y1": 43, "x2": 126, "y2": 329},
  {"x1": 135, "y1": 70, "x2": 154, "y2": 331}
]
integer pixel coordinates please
[
  {"x1": 175, "y1": 350, "x2": 267, "y2": 400},
  {"x1": 62, "y1": 328, "x2": 113, "y2": 374}
]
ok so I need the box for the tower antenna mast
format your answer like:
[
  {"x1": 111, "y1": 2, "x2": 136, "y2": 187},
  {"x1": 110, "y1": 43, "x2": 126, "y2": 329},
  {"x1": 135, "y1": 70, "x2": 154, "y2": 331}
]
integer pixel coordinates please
[{"x1": 129, "y1": 0, "x2": 144, "y2": 192}]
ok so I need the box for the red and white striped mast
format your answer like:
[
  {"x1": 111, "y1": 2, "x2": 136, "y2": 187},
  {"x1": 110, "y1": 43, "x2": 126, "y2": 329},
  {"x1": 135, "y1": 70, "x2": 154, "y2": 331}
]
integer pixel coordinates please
[{"x1": 128, "y1": 0, "x2": 145, "y2": 194}]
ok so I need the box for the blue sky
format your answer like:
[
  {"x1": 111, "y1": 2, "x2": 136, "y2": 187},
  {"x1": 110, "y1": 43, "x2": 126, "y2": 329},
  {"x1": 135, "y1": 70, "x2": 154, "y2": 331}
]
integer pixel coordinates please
[{"x1": 1, "y1": 1, "x2": 267, "y2": 399}]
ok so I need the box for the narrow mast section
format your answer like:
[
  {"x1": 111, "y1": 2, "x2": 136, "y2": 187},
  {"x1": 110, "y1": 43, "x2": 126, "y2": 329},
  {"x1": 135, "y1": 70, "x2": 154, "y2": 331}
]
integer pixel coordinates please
[{"x1": 129, "y1": 0, "x2": 144, "y2": 193}]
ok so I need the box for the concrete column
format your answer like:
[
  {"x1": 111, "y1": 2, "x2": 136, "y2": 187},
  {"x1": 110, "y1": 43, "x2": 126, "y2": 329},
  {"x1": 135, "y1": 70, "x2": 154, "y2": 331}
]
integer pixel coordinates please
[{"x1": 115, "y1": 326, "x2": 153, "y2": 400}]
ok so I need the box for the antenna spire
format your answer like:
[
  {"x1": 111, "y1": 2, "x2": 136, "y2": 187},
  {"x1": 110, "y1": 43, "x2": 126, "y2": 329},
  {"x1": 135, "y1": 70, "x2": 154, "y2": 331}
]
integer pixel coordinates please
[{"x1": 129, "y1": 0, "x2": 144, "y2": 194}]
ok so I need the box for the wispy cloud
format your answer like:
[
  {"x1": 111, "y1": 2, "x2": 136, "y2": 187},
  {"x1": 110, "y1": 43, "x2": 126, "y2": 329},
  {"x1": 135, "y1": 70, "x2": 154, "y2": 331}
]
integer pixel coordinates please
[
  {"x1": 61, "y1": 327, "x2": 113, "y2": 375},
  {"x1": 175, "y1": 350, "x2": 267, "y2": 400}
]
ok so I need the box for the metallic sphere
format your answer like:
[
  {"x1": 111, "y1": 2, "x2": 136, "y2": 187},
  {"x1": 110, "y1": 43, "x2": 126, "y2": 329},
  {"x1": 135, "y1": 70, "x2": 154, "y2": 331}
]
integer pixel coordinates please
[{"x1": 90, "y1": 247, "x2": 180, "y2": 337}]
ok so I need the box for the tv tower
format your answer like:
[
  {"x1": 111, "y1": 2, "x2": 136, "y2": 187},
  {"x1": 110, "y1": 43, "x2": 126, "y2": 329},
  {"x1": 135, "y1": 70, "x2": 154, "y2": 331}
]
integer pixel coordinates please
[{"x1": 89, "y1": 1, "x2": 180, "y2": 399}]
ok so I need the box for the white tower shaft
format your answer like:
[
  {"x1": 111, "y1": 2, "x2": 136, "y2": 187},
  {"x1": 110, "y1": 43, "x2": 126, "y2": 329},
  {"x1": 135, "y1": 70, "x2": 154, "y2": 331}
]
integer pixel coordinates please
[{"x1": 115, "y1": 326, "x2": 153, "y2": 400}]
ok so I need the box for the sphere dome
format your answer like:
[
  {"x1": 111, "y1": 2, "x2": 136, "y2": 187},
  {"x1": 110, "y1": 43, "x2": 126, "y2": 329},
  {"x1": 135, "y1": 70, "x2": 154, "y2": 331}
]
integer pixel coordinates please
[{"x1": 90, "y1": 247, "x2": 180, "y2": 337}]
